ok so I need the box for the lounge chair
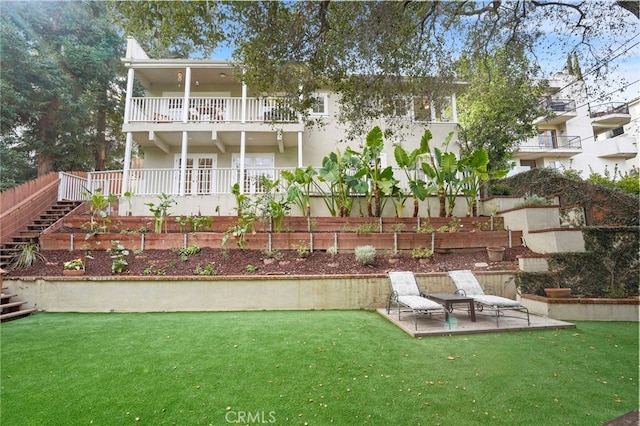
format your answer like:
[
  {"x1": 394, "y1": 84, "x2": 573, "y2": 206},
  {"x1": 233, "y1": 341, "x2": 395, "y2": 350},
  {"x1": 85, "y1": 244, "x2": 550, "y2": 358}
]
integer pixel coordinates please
[
  {"x1": 447, "y1": 270, "x2": 530, "y2": 327},
  {"x1": 386, "y1": 271, "x2": 448, "y2": 330}
]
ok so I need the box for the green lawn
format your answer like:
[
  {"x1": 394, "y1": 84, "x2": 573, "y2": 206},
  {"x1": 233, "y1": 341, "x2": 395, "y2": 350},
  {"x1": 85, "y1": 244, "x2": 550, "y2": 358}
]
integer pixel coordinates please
[{"x1": 1, "y1": 311, "x2": 638, "y2": 425}]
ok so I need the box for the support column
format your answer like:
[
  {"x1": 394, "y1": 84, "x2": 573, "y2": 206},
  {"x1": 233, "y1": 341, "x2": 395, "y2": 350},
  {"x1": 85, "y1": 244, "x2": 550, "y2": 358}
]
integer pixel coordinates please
[
  {"x1": 451, "y1": 92, "x2": 458, "y2": 123},
  {"x1": 179, "y1": 131, "x2": 188, "y2": 196},
  {"x1": 183, "y1": 67, "x2": 191, "y2": 123},
  {"x1": 122, "y1": 132, "x2": 133, "y2": 195},
  {"x1": 240, "y1": 70, "x2": 247, "y2": 193},
  {"x1": 298, "y1": 132, "x2": 303, "y2": 167},
  {"x1": 240, "y1": 131, "x2": 246, "y2": 193},
  {"x1": 124, "y1": 68, "x2": 135, "y2": 124}
]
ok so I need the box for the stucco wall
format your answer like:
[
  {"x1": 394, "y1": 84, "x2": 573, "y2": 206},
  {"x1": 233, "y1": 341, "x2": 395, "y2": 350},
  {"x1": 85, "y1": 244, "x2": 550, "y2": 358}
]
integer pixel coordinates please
[{"x1": 4, "y1": 272, "x2": 516, "y2": 313}]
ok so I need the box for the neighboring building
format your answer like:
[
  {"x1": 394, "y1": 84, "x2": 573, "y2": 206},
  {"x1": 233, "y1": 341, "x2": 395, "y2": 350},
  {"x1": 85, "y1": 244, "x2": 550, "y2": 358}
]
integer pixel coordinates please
[
  {"x1": 510, "y1": 71, "x2": 637, "y2": 177},
  {"x1": 113, "y1": 37, "x2": 460, "y2": 216}
]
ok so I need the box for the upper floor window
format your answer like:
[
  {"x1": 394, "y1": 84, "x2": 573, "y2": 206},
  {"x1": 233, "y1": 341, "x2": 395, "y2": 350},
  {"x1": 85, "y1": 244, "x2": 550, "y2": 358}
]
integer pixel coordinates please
[{"x1": 310, "y1": 93, "x2": 329, "y2": 116}]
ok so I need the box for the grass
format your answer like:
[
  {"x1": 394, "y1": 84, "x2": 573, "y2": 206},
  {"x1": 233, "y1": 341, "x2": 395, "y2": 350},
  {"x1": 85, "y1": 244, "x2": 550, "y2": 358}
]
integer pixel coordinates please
[{"x1": 1, "y1": 311, "x2": 638, "y2": 425}]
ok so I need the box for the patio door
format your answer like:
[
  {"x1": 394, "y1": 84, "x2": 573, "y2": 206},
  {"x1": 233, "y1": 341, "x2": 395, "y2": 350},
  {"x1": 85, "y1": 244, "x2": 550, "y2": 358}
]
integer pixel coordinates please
[
  {"x1": 232, "y1": 153, "x2": 275, "y2": 193},
  {"x1": 174, "y1": 154, "x2": 217, "y2": 195}
]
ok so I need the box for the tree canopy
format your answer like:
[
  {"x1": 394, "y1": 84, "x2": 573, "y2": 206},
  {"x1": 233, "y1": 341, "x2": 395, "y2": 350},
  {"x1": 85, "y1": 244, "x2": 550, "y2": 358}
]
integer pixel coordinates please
[
  {"x1": 112, "y1": 0, "x2": 638, "y2": 141},
  {"x1": 1, "y1": 1, "x2": 126, "y2": 180}
]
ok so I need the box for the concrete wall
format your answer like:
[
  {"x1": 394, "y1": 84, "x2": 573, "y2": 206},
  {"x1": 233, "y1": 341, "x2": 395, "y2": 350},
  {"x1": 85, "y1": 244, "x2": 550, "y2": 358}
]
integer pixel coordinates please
[
  {"x1": 4, "y1": 272, "x2": 516, "y2": 313},
  {"x1": 520, "y1": 295, "x2": 639, "y2": 322}
]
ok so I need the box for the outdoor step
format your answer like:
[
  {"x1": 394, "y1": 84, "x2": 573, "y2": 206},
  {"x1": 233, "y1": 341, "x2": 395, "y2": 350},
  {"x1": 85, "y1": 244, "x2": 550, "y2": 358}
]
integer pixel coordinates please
[
  {"x1": 0, "y1": 308, "x2": 36, "y2": 322},
  {"x1": 1, "y1": 300, "x2": 26, "y2": 312},
  {"x1": 1, "y1": 293, "x2": 18, "y2": 303},
  {"x1": 18, "y1": 231, "x2": 40, "y2": 237}
]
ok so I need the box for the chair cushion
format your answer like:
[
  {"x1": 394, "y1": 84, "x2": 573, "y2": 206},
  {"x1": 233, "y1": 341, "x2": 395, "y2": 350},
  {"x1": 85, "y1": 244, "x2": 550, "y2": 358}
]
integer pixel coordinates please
[
  {"x1": 388, "y1": 271, "x2": 421, "y2": 296},
  {"x1": 448, "y1": 270, "x2": 486, "y2": 296},
  {"x1": 473, "y1": 295, "x2": 522, "y2": 308},
  {"x1": 398, "y1": 295, "x2": 444, "y2": 311}
]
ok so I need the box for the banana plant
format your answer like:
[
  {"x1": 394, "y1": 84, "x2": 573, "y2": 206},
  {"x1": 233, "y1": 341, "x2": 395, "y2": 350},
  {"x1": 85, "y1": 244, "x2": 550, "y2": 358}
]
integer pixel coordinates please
[
  {"x1": 420, "y1": 131, "x2": 457, "y2": 217},
  {"x1": 459, "y1": 147, "x2": 509, "y2": 216},
  {"x1": 394, "y1": 129, "x2": 436, "y2": 217},
  {"x1": 316, "y1": 148, "x2": 366, "y2": 217},
  {"x1": 353, "y1": 126, "x2": 396, "y2": 217},
  {"x1": 282, "y1": 165, "x2": 317, "y2": 218}
]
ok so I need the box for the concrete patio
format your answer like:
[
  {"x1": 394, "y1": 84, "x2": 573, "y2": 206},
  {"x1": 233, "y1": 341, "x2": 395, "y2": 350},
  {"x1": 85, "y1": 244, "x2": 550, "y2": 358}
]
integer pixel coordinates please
[{"x1": 378, "y1": 306, "x2": 576, "y2": 337}]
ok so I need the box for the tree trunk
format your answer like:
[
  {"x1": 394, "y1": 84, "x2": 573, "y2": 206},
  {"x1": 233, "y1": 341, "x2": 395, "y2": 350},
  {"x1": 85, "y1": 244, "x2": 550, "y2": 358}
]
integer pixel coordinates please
[
  {"x1": 37, "y1": 99, "x2": 58, "y2": 177},
  {"x1": 94, "y1": 106, "x2": 107, "y2": 170},
  {"x1": 438, "y1": 187, "x2": 446, "y2": 217},
  {"x1": 413, "y1": 198, "x2": 419, "y2": 217}
]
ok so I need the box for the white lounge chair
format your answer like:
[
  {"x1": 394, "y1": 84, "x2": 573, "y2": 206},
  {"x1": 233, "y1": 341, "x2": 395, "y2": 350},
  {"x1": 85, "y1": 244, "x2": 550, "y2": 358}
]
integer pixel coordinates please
[
  {"x1": 386, "y1": 271, "x2": 448, "y2": 330},
  {"x1": 447, "y1": 270, "x2": 530, "y2": 327}
]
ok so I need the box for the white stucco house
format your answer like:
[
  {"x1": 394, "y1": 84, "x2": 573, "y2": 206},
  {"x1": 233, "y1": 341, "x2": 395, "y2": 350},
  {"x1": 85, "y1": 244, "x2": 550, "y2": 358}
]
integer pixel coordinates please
[
  {"x1": 59, "y1": 37, "x2": 636, "y2": 217},
  {"x1": 88, "y1": 37, "x2": 461, "y2": 216}
]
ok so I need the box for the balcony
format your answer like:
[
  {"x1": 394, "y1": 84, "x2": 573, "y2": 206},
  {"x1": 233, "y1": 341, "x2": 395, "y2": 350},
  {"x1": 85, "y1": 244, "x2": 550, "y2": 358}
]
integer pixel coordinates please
[
  {"x1": 590, "y1": 102, "x2": 631, "y2": 133},
  {"x1": 127, "y1": 96, "x2": 298, "y2": 124},
  {"x1": 515, "y1": 135, "x2": 582, "y2": 160},
  {"x1": 125, "y1": 96, "x2": 303, "y2": 150},
  {"x1": 594, "y1": 135, "x2": 638, "y2": 159},
  {"x1": 534, "y1": 98, "x2": 578, "y2": 125}
]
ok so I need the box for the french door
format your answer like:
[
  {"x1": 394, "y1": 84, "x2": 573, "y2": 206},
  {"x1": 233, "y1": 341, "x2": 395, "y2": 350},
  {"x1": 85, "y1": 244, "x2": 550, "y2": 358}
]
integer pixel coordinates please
[
  {"x1": 174, "y1": 154, "x2": 217, "y2": 195},
  {"x1": 232, "y1": 153, "x2": 275, "y2": 193}
]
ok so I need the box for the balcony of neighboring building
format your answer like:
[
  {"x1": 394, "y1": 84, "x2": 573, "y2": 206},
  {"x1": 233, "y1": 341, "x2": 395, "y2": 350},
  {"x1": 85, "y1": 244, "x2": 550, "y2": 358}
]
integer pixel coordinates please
[
  {"x1": 533, "y1": 98, "x2": 578, "y2": 125},
  {"x1": 515, "y1": 131, "x2": 582, "y2": 160},
  {"x1": 590, "y1": 102, "x2": 631, "y2": 133},
  {"x1": 593, "y1": 127, "x2": 637, "y2": 159}
]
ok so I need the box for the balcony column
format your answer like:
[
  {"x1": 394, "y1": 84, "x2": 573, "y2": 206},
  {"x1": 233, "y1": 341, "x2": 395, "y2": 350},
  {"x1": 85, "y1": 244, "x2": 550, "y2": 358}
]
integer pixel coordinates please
[
  {"x1": 239, "y1": 71, "x2": 247, "y2": 193},
  {"x1": 122, "y1": 132, "x2": 133, "y2": 195},
  {"x1": 124, "y1": 68, "x2": 134, "y2": 124},
  {"x1": 179, "y1": 132, "x2": 188, "y2": 196},
  {"x1": 298, "y1": 132, "x2": 303, "y2": 167},
  {"x1": 183, "y1": 67, "x2": 191, "y2": 123},
  {"x1": 451, "y1": 92, "x2": 457, "y2": 122}
]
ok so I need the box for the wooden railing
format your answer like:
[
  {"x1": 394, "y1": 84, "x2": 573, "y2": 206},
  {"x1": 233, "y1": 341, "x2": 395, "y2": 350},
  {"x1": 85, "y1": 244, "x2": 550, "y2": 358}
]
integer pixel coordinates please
[{"x1": 0, "y1": 173, "x2": 60, "y2": 245}]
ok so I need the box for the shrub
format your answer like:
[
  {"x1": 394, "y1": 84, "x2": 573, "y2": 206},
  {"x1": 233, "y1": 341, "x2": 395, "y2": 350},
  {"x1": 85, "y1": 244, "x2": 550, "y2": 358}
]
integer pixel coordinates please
[
  {"x1": 488, "y1": 183, "x2": 512, "y2": 196},
  {"x1": 354, "y1": 245, "x2": 376, "y2": 266},
  {"x1": 411, "y1": 246, "x2": 433, "y2": 259}
]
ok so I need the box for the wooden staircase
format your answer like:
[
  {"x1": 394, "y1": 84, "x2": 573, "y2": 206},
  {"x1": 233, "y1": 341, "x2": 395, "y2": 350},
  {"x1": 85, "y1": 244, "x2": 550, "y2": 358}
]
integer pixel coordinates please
[
  {"x1": 0, "y1": 288, "x2": 36, "y2": 322},
  {"x1": 0, "y1": 200, "x2": 81, "y2": 269}
]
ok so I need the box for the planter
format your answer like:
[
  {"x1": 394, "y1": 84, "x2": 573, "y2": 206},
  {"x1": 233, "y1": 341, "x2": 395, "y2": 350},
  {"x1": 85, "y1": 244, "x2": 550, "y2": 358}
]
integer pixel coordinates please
[
  {"x1": 544, "y1": 288, "x2": 572, "y2": 298},
  {"x1": 486, "y1": 246, "x2": 505, "y2": 262},
  {"x1": 63, "y1": 269, "x2": 85, "y2": 276}
]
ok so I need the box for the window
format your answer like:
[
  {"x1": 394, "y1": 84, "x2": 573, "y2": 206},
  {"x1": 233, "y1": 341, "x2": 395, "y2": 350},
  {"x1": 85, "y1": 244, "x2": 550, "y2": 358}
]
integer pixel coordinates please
[{"x1": 309, "y1": 93, "x2": 328, "y2": 115}]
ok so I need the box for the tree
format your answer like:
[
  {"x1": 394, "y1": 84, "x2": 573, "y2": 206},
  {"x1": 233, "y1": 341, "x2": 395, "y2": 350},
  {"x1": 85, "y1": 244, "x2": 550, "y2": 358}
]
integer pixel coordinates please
[
  {"x1": 112, "y1": 1, "x2": 638, "y2": 140},
  {"x1": 1, "y1": 1, "x2": 125, "y2": 180},
  {"x1": 456, "y1": 46, "x2": 547, "y2": 172}
]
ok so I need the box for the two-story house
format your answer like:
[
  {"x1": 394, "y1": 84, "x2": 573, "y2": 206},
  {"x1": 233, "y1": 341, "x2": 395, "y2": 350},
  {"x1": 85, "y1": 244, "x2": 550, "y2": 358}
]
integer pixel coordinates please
[
  {"x1": 511, "y1": 71, "x2": 637, "y2": 176},
  {"x1": 111, "y1": 37, "x2": 460, "y2": 216}
]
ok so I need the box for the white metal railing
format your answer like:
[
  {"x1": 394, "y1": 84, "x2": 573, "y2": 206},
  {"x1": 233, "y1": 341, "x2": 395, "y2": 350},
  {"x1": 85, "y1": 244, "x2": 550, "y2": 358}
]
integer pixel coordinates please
[{"x1": 128, "y1": 96, "x2": 298, "y2": 124}]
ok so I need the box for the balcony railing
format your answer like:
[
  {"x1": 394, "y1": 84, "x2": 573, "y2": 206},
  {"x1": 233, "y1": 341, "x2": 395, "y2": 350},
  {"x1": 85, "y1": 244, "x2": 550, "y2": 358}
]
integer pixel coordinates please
[
  {"x1": 518, "y1": 135, "x2": 582, "y2": 150},
  {"x1": 127, "y1": 96, "x2": 298, "y2": 124},
  {"x1": 60, "y1": 167, "x2": 421, "y2": 200},
  {"x1": 539, "y1": 98, "x2": 576, "y2": 113},
  {"x1": 589, "y1": 102, "x2": 629, "y2": 118}
]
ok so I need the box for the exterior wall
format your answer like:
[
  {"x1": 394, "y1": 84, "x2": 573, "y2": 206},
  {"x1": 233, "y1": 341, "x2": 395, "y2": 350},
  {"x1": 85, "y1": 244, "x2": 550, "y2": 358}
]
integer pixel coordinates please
[
  {"x1": 3, "y1": 272, "x2": 516, "y2": 313},
  {"x1": 625, "y1": 98, "x2": 639, "y2": 171}
]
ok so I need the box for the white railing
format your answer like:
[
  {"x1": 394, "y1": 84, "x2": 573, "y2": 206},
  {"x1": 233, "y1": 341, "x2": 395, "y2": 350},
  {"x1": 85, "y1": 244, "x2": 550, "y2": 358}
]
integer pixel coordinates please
[
  {"x1": 68, "y1": 167, "x2": 420, "y2": 200},
  {"x1": 58, "y1": 172, "x2": 88, "y2": 201},
  {"x1": 128, "y1": 96, "x2": 298, "y2": 124}
]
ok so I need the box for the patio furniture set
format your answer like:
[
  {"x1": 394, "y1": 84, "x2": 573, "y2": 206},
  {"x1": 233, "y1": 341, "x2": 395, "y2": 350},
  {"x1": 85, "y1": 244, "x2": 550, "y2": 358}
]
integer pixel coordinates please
[{"x1": 386, "y1": 270, "x2": 530, "y2": 330}]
